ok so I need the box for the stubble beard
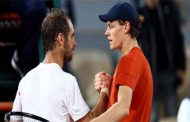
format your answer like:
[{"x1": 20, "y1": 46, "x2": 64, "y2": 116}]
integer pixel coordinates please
[
  {"x1": 64, "y1": 44, "x2": 73, "y2": 62},
  {"x1": 65, "y1": 53, "x2": 72, "y2": 62}
]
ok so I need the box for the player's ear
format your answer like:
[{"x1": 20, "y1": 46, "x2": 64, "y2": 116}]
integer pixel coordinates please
[
  {"x1": 124, "y1": 21, "x2": 130, "y2": 33},
  {"x1": 56, "y1": 33, "x2": 65, "y2": 46}
]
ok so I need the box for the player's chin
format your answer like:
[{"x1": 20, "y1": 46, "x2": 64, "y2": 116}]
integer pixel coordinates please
[
  {"x1": 110, "y1": 46, "x2": 116, "y2": 50},
  {"x1": 68, "y1": 55, "x2": 73, "y2": 62},
  {"x1": 66, "y1": 57, "x2": 72, "y2": 62},
  {"x1": 65, "y1": 54, "x2": 73, "y2": 62}
]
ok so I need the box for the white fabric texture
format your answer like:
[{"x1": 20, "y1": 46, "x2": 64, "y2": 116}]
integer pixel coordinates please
[
  {"x1": 177, "y1": 98, "x2": 190, "y2": 122},
  {"x1": 12, "y1": 63, "x2": 90, "y2": 122}
]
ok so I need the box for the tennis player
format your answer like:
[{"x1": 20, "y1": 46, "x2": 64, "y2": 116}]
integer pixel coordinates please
[
  {"x1": 92, "y1": 2, "x2": 153, "y2": 122},
  {"x1": 12, "y1": 8, "x2": 110, "y2": 122}
]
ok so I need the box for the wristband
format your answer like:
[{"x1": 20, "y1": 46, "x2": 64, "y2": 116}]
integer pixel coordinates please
[{"x1": 100, "y1": 87, "x2": 109, "y2": 97}]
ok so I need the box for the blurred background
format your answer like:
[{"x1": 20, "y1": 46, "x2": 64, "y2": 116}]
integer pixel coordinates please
[{"x1": 0, "y1": 0, "x2": 190, "y2": 121}]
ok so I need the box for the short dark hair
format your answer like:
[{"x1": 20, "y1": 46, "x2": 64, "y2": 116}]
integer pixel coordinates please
[
  {"x1": 41, "y1": 8, "x2": 70, "y2": 53},
  {"x1": 118, "y1": 15, "x2": 144, "y2": 39}
]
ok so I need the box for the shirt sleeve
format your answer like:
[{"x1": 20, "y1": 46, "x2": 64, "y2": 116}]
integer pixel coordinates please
[
  {"x1": 12, "y1": 90, "x2": 22, "y2": 111},
  {"x1": 115, "y1": 58, "x2": 140, "y2": 91},
  {"x1": 64, "y1": 77, "x2": 90, "y2": 121}
]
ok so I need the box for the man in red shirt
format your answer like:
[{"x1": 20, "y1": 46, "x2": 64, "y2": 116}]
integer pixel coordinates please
[{"x1": 91, "y1": 2, "x2": 153, "y2": 122}]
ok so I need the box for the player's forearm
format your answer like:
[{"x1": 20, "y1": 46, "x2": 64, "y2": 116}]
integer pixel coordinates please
[
  {"x1": 91, "y1": 92, "x2": 109, "y2": 117},
  {"x1": 90, "y1": 100, "x2": 129, "y2": 122},
  {"x1": 77, "y1": 92, "x2": 108, "y2": 122},
  {"x1": 90, "y1": 86, "x2": 132, "y2": 122}
]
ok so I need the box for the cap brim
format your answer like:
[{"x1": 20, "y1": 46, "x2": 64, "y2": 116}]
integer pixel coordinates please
[
  {"x1": 99, "y1": 14, "x2": 109, "y2": 22},
  {"x1": 99, "y1": 13, "x2": 116, "y2": 22}
]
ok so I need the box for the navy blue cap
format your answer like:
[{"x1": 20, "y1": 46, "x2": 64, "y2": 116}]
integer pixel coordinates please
[{"x1": 99, "y1": 2, "x2": 138, "y2": 23}]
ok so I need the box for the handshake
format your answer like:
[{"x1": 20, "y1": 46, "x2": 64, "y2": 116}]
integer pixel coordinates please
[{"x1": 94, "y1": 71, "x2": 112, "y2": 97}]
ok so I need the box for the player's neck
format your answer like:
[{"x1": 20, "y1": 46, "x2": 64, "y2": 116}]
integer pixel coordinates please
[
  {"x1": 121, "y1": 38, "x2": 138, "y2": 56},
  {"x1": 43, "y1": 50, "x2": 64, "y2": 68}
]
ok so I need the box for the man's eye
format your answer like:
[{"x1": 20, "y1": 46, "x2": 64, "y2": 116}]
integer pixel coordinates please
[{"x1": 109, "y1": 25, "x2": 114, "y2": 28}]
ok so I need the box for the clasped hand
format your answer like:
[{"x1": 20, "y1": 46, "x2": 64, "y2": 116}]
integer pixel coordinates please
[{"x1": 94, "y1": 71, "x2": 112, "y2": 93}]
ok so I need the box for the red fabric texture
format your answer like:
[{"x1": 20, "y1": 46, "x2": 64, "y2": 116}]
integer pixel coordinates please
[{"x1": 107, "y1": 47, "x2": 153, "y2": 122}]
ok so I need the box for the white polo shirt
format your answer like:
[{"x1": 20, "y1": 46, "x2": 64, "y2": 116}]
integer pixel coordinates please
[
  {"x1": 177, "y1": 97, "x2": 190, "y2": 122},
  {"x1": 12, "y1": 63, "x2": 90, "y2": 122}
]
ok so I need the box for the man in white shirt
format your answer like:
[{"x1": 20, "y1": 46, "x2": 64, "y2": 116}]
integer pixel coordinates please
[{"x1": 12, "y1": 8, "x2": 110, "y2": 122}]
